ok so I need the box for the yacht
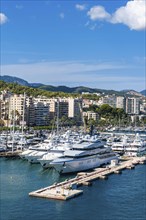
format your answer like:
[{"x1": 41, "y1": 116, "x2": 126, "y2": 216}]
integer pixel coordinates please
[
  {"x1": 38, "y1": 142, "x2": 72, "y2": 168},
  {"x1": 50, "y1": 141, "x2": 118, "y2": 174},
  {"x1": 106, "y1": 135, "x2": 121, "y2": 147},
  {"x1": 38, "y1": 134, "x2": 105, "y2": 169},
  {"x1": 19, "y1": 149, "x2": 34, "y2": 159},
  {"x1": 23, "y1": 142, "x2": 55, "y2": 163},
  {"x1": 26, "y1": 150, "x2": 48, "y2": 163},
  {"x1": 19, "y1": 137, "x2": 56, "y2": 159},
  {"x1": 111, "y1": 134, "x2": 129, "y2": 154},
  {"x1": 124, "y1": 133, "x2": 146, "y2": 157},
  {"x1": 0, "y1": 144, "x2": 6, "y2": 152}
]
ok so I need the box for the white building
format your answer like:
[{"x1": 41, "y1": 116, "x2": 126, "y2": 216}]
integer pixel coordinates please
[
  {"x1": 68, "y1": 98, "x2": 81, "y2": 119},
  {"x1": 116, "y1": 96, "x2": 126, "y2": 110},
  {"x1": 9, "y1": 94, "x2": 26, "y2": 124}
]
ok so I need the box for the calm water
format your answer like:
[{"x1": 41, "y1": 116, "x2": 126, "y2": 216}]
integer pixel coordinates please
[{"x1": 0, "y1": 158, "x2": 146, "y2": 220}]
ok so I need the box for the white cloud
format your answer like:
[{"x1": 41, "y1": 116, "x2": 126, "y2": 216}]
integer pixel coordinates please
[
  {"x1": 87, "y1": 0, "x2": 146, "y2": 31},
  {"x1": 0, "y1": 13, "x2": 8, "y2": 25},
  {"x1": 59, "y1": 13, "x2": 65, "y2": 19},
  {"x1": 2, "y1": 60, "x2": 127, "y2": 74},
  {"x1": 111, "y1": 0, "x2": 146, "y2": 30},
  {"x1": 0, "y1": 60, "x2": 128, "y2": 83},
  {"x1": 1, "y1": 60, "x2": 144, "y2": 90},
  {"x1": 87, "y1": 6, "x2": 111, "y2": 21},
  {"x1": 75, "y1": 4, "x2": 87, "y2": 11}
]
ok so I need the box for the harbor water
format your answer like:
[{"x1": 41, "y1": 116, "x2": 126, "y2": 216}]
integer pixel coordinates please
[{"x1": 0, "y1": 157, "x2": 146, "y2": 220}]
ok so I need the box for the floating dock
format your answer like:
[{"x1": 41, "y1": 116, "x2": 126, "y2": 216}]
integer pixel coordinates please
[{"x1": 29, "y1": 156, "x2": 146, "y2": 201}]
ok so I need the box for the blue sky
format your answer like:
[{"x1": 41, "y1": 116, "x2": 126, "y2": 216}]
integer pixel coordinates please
[{"x1": 0, "y1": 0, "x2": 146, "y2": 91}]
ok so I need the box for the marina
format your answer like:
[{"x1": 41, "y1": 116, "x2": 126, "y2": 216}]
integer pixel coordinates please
[
  {"x1": 29, "y1": 156, "x2": 146, "y2": 201},
  {"x1": 1, "y1": 0, "x2": 146, "y2": 219},
  {"x1": 1, "y1": 129, "x2": 146, "y2": 204},
  {"x1": 1, "y1": 150, "x2": 146, "y2": 220}
]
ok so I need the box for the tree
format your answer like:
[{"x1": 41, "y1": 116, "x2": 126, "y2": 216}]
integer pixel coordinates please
[{"x1": 99, "y1": 104, "x2": 113, "y2": 116}]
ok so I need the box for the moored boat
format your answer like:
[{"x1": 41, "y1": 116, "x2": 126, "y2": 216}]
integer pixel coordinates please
[{"x1": 50, "y1": 141, "x2": 118, "y2": 174}]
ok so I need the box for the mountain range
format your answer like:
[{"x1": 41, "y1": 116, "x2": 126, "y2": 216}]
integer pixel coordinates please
[{"x1": 0, "y1": 75, "x2": 145, "y2": 96}]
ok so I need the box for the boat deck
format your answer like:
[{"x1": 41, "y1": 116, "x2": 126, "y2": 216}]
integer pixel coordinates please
[{"x1": 29, "y1": 156, "x2": 146, "y2": 201}]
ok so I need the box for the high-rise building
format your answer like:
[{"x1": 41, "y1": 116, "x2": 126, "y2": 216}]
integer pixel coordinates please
[
  {"x1": 126, "y1": 97, "x2": 140, "y2": 115},
  {"x1": 34, "y1": 102, "x2": 49, "y2": 126},
  {"x1": 9, "y1": 94, "x2": 26, "y2": 125},
  {"x1": 26, "y1": 97, "x2": 35, "y2": 126},
  {"x1": 68, "y1": 98, "x2": 82, "y2": 119},
  {"x1": 116, "y1": 96, "x2": 126, "y2": 110},
  {"x1": 58, "y1": 98, "x2": 68, "y2": 118}
]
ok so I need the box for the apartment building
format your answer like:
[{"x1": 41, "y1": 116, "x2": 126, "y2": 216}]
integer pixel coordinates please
[
  {"x1": 126, "y1": 97, "x2": 140, "y2": 115},
  {"x1": 98, "y1": 95, "x2": 116, "y2": 108},
  {"x1": 32, "y1": 97, "x2": 81, "y2": 125},
  {"x1": 48, "y1": 99, "x2": 58, "y2": 119},
  {"x1": 56, "y1": 98, "x2": 69, "y2": 118},
  {"x1": 68, "y1": 98, "x2": 81, "y2": 118},
  {"x1": 34, "y1": 101, "x2": 49, "y2": 126},
  {"x1": 34, "y1": 97, "x2": 57, "y2": 120},
  {"x1": 0, "y1": 90, "x2": 11, "y2": 124},
  {"x1": 116, "y1": 96, "x2": 126, "y2": 110},
  {"x1": 8, "y1": 94, "x2": 28, "y2": 126},
  {"x1": 1, "y1": 87, "x2": 143, "y2": 127},
  {"x1": 26, "y1": 97, "x2": 35, "y2": 126}
]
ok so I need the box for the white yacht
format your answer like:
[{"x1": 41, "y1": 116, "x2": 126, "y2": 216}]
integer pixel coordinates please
[
  {"x1": 23, "y1": 142, "x2": 55, "y2": 163},
  {"x1": 82, "y1": 134, "x2": 100, "y2": 143},
  {"x1": 19, "y1": 149, "x2": 34, "y2": 159},
  {"x1": 111, "y1": 134, "x2": 129, "y2": 154},
  {"x1": 26, "y1": 150, "x2": 48, "y2": 163},
  {"x1": 19, "y1": 137, "x2": 56, "y2": 159},
  {"x1": 50, "y1": 141, "x2": 118, "y2": 174},
  {"x1": 19, "y1": 146, "x2": 47, "y2": 160},
  {"x1": 38, "y1": 142, "x2": 72, "y2": 168},
  {"x1": 124, "y1": 133, "x2": 146, "y2": 157},
  {"x1": 106, "y1": 135, "x2": 121, "y2": 147}
]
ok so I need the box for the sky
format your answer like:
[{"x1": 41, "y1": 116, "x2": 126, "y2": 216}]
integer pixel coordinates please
[{"x1": 0, "y1": 0, "x2": 146, "y2": 92}]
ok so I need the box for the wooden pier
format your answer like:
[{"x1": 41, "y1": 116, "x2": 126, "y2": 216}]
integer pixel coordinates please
[
  {"x1": 29, "y1": 156, "x2": 146, "y2": 201},
  {"x1": 0, "y1": 150, "x2": 22, "y2": 158}
]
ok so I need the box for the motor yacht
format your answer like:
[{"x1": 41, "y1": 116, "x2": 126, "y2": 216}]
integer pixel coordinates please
[{"x1": 50, "y1": 141, "x2": 118, "y2": 174}]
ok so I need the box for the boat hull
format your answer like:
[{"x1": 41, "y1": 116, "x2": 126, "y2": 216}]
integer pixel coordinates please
[{"x1": 51, "y1": 154, "x2": 118, "y2": 174}]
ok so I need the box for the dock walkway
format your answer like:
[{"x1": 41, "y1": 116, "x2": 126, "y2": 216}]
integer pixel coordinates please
[{"x1": 29, "y1": 156, "x2": 146, "y2": 201}]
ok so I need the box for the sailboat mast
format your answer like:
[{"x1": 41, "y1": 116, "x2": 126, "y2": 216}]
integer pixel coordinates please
[
  {"x1": 56, "y1": 99, "x2": 59, "y2": 137},
  {"x1": 12, "y1": 108, "x2": 15, "y2": 153},
  {"x1": 22, "y1": 92, "x2": 25, "y2": 136}
]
